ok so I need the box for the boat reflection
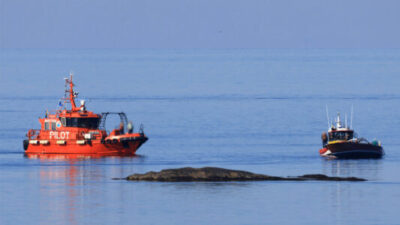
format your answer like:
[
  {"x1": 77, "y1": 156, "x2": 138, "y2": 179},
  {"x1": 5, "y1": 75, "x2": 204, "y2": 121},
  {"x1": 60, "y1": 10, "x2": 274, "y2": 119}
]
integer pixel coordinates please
[
  {"x1": 321, "y1": 158, "x2": 383, "y2": 180},
  {"x1": 320, "y1": 158, "x2": 385, "y2": 223},
  {"x1": 24, "y1": 153, "x2": 144, "y2": 225},
  {"x1": 24, "y1": 153, "x2": 144, "y2": 160}
]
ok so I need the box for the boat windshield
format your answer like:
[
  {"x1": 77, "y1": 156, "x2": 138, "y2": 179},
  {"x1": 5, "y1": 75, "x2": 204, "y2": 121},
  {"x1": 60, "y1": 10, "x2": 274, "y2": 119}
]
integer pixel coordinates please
[
  {"x1": 61, "y1": 117, "x2": 100, "y2": 129},
  {"x1": 329, "y1": 131, "x2": 353, "y2": 141}
]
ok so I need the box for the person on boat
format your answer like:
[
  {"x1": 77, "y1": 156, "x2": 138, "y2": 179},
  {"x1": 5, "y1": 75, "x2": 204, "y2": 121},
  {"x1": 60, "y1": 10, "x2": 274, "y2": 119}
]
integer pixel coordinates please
[
  {"x1": 321, "y1": 132, "x2": 327, "y2": 147},
  {"x1": 119, "y1": 122, "x2": 125, "y2": 135},
  {"x1": 110, "y1": 122, "x2": 125, "y2": 136},
  {"x1": 127, "y1": 121, "x2": 133, "y2": 134}
]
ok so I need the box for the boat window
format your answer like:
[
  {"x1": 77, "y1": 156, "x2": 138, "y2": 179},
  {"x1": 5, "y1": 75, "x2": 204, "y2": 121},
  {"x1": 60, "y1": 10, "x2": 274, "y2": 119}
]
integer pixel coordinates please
[
  {"x1": 65, "y1": 117, "x2": 100, "y2": 129},
  {"x1": 330, "y1": 131, "x2": 353, "y2": 141},
  {"x1": 51, "y1": 122, "x2": 56, "y2": 130},
  {"x1": 44, "y1": 122, "x2": 49, "y2": 130},
  {"x1": 60, "y1": 117, "x2": 66, "y2": 126}
]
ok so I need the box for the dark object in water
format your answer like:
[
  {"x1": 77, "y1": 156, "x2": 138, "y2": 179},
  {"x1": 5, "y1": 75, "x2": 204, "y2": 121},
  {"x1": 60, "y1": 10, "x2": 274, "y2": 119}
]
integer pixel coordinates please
[
  {"x1": 319, "y1": 112, "x2": 384, "y2": 159},
  {"x1": 121, "y1": 167, "x2": 366, "y2": 182},
  {"x1": 322, "y1": 141, "x2": 384, "y2": 159}
]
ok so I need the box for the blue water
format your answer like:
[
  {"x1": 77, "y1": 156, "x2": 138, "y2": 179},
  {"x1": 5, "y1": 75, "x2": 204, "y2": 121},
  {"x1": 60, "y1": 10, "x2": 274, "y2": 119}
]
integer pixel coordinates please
[{"x1": 1, "y1": 49, "x2": 400, "y2": 225}]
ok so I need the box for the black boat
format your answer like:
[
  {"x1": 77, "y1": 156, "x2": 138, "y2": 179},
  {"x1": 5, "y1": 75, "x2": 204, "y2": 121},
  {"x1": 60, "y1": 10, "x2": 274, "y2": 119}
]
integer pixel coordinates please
[{"x1": 319, "y1": 113, "x2": 384, "y2": 159}]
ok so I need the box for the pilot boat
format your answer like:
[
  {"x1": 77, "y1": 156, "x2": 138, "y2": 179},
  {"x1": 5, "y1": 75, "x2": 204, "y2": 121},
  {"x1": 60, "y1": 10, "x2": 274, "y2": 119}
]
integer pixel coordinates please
[
  {"x1": 23, "y1": 74, "x2": 148, "y2": 156},
  {"x1": 319, "y1": 113, "x2": 384, "y2": 159}
]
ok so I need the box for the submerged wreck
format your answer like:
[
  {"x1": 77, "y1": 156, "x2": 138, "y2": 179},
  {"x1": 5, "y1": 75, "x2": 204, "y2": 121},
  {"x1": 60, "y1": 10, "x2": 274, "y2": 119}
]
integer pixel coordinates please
[{"x1": 123, "y1": 167, "x2": 366, "y2": 182}]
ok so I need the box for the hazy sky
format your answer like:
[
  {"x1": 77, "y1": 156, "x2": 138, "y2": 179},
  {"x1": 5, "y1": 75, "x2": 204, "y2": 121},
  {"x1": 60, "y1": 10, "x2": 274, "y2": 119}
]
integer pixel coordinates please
[{"x1": 1, "y1": 0, "x2": 399, "y2": 48}]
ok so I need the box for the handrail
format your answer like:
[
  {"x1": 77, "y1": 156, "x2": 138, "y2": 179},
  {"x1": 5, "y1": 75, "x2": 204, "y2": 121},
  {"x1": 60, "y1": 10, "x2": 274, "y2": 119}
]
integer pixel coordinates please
[{"x1": 27, "y1": 129, "x2": 41, "y2": 140}]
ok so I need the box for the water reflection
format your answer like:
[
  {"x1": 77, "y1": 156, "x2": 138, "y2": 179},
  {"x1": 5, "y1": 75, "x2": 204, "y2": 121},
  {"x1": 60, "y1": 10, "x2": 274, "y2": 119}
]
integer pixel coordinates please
[
  {"x1": 319, "y1": 159, "x2": 385, "y2": 225},
  {"x1": 160, "y1": 181, "x2": 252, "y2": 194},
  {"x1": 23, "y1": 153, "x2": 145, "y2": 225},
  {"x1": 25, "y1": 153, "x2": 145, "y2": 160},
  {"x1": 321, "y1": 159, "x2": 383, "y2": 180}
]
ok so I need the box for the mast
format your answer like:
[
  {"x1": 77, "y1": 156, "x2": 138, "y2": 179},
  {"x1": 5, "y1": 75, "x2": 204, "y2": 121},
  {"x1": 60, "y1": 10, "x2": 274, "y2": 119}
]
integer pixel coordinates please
[
  {"x1": 350, "y1": 104, "x2": 354, "y2": 129},
  {"x1": 69, "y1": 74, "x2": 77, "y2": 110},
  {"x1": 325, "y1": 105, "x2": 330, "y2": 130},
  {"x1": 336, "y1": 112, "x2": 342, "y2": 128},
  {"x1": 63, "y1": 73, "x2": 79, "y2": 111}
]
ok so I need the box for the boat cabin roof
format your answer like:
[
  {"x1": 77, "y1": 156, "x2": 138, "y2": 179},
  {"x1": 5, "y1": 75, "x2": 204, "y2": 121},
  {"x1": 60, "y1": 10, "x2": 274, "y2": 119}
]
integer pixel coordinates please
[
  {"x1": 57, "y1": 110, "x2": 100, "y2": 118},
  {"x1": 329, "y1": 128, "x2": 353, "y2": 133},
  {"x1": 39, "y1": 75, "x2": 102, "y2": 130}
]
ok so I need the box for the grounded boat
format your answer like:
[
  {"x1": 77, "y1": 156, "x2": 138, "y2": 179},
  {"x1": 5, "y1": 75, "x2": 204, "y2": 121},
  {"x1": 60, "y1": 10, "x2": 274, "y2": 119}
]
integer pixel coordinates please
[
  {"x1": 23, "y1": 74, "x2": 148, "y2": 156},
  {"x1": 319, "y1": 113, "x2": 384, "y2": 159}
]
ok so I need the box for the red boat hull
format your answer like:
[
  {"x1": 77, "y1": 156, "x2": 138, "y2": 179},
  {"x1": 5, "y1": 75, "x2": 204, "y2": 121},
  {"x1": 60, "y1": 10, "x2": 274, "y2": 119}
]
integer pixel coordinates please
[{"x1": 24, "y1": 136, "x2": 148, "y2": 156}]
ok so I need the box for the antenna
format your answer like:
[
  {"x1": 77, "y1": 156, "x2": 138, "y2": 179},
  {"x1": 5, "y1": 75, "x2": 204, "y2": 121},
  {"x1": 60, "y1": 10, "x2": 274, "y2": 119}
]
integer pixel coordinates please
[
  {"x1": 336, "y1": 112, "x2": 341, "y2": 128},
  {"x1": 350, "y1": 104, "x2": 354, "y2": 129},
  {"x1": 325, "y1": 105, "x2": 330, "y2": 129},
  {"x1": 345, "y1": 113, "x2": 348, "y2": 128}
]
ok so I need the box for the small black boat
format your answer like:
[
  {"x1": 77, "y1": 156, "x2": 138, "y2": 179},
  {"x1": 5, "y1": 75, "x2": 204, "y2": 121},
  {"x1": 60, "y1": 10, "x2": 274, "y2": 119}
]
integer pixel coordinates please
[{"x1": 319, "y1": 113, "x2": 384, "y2": 159}]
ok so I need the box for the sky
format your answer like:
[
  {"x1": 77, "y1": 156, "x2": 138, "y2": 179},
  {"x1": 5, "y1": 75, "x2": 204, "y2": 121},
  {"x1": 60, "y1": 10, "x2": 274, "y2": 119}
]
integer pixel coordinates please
[{"x1": 1, "y1": 0, "x2": 400, "y2": 48}]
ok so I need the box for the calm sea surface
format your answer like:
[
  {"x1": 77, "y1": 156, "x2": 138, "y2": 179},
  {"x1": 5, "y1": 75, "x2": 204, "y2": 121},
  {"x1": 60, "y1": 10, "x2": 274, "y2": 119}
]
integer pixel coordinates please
[{"x1": 0, "y1": 49, "x2": 400, "y2": 225}]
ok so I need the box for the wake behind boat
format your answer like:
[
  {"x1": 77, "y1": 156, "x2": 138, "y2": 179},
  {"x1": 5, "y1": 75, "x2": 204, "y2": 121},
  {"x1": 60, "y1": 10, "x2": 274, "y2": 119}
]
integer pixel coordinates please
[
  {"x1": 319, "y1": 112, "x2": 384, "y2": 159},
  {"x1": 23, "y1": 74, "x2": 148, "y2": 156}
]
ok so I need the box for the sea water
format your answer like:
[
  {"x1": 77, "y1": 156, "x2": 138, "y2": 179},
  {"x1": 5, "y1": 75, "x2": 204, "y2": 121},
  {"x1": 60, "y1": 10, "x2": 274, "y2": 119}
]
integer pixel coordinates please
[{"x1": 0, "y1": 49, "x2": 399, "y2": 225}]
